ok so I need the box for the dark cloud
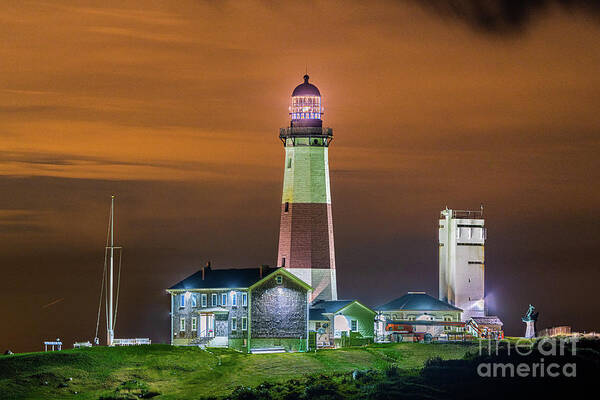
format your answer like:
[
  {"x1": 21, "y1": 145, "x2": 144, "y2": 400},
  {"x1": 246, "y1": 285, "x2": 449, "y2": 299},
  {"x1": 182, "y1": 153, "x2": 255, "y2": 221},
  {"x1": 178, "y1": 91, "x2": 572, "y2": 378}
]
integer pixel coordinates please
[{"x1": 413, "y1": 0, "x2": 600, "y2": 34}]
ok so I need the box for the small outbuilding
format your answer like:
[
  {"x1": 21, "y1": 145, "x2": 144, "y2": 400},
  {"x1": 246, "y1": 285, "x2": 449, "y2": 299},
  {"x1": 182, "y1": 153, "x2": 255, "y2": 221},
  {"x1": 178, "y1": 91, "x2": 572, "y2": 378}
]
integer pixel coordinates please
[
  {"x1": 309, "y1": 300, "x2": 376, "y2": 348},
  {"x1": 466, "y1": 316, "x2": 504, "y2": 339}
]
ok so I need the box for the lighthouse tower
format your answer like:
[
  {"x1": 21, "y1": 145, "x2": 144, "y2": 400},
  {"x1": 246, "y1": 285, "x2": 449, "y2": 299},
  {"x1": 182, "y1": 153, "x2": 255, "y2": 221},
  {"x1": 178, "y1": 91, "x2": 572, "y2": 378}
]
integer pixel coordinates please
[{"x1": 276, "y1": 75, "x2": 338, "y2": 302}]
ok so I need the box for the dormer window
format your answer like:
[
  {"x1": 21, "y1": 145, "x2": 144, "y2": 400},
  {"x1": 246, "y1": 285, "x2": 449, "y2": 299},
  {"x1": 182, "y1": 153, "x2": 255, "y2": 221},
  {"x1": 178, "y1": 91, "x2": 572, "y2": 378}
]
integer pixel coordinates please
[{"x1": 276, "y1": 275, "x2": 283, "y2": 285}]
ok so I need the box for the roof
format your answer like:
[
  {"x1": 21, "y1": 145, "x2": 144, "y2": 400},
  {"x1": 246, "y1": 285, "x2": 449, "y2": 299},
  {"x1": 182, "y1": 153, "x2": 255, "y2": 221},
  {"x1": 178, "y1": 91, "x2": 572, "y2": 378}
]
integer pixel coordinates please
[
  {"x1": 292, "y1": 74, "x2": 321, "y2": 97},
  {"x1": 168, "y1": 266, "x2": 313, "y2": 292},
  {"x1": 376, "y1": 292, "x2": 462, "y2": 312},
  {"x1": 168, "y1": 266, "x2": 274, "y2": 290},
  {"x1": 470, "y1": 316, "x2": 504, "y2": 326},
  {"x1": 312, "y1": 300, "x2": 354, "y2": 314},
  {"x1": 309, "y1": 308, "x2": 328, "y2": 321},
  {"x1": 309, "y1": 300, "x2": 376, "y2": 321}
]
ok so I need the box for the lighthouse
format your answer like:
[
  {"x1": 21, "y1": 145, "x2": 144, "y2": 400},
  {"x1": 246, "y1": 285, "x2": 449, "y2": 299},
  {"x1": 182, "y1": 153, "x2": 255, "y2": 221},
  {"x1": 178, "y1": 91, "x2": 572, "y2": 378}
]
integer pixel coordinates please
[{"x1": 276, "y1": 75, "x2": 338, "y2": 302}]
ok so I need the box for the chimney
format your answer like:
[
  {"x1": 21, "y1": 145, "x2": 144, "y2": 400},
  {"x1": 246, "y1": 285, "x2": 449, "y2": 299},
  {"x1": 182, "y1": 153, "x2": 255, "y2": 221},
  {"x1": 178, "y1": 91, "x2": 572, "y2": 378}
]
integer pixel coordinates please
[
  {"x1": 202, "y1": 261, "x2": 211, "y2": 280},
  {"x1": 259, "y1": 265, "x2": 263, "y2": 278},
  {"x1": 259, "y1": 264, "x2": 270, "y2": 278}
]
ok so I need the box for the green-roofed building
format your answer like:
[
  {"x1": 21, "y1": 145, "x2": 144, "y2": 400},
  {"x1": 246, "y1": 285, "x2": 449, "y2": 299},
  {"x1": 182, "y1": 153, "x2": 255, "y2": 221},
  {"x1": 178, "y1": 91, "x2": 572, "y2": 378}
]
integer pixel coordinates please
[
  {"x1": 309, "y1": 299, "x2": 376, "y2": 348},
  {"x1": 374, "y1": 292, "x2": 464, "y2": 342}
]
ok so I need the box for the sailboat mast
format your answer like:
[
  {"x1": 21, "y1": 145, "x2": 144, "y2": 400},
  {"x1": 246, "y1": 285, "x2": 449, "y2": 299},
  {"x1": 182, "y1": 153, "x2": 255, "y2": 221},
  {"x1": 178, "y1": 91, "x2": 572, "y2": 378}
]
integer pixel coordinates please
[{"x1": 108, "y1": 195, "x2": 115, "y2": 346}]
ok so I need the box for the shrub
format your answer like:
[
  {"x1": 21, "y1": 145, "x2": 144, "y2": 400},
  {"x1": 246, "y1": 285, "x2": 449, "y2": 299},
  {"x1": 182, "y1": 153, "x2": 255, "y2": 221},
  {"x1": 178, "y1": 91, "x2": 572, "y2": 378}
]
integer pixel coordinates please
[{"x1": 384, "y1": 364, "x2": 399, "y2": 378}]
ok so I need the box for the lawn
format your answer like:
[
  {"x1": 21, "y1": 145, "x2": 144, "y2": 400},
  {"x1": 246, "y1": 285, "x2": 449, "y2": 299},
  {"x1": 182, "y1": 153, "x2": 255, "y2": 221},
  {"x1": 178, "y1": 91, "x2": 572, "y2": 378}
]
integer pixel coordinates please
[{"x1": 0, "y1": 342, "x2": 475, "y2": 399}]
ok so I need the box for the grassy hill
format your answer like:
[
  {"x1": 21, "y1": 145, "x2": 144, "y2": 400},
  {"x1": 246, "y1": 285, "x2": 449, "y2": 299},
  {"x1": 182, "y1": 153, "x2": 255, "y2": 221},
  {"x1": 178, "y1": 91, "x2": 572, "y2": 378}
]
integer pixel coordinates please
[{"x1": 0, "y1": 343, "x2": 474, "y2": 399}]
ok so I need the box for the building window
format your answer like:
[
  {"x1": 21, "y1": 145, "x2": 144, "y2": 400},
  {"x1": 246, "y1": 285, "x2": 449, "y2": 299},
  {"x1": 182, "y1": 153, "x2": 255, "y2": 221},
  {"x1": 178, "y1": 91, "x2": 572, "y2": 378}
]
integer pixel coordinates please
[
  {"x1": 221, "y1": 293, "x2": 227, "y2": 306},
  {"x1": 281, "y1": 257, "x2": 286, "y2": 267},
  {"x1": 232, "y1": 292, "x2": 237, "y2": 306},
  {"x1": 242, "y1": 317, "x2": 247, "y2": 331},
  {"x1": 284, "y1": 202, "x2": 289, "y2": 213},
  {"x1": 179, "y1": 317, "x2": 185, "y2": 332},
  {"x1": 191, "y1": 294, "x2": 197, "y2": 307},
  {"x1": 287, "y1": 157, "x2": 292, "y2": 168},
  {"x1": 201, "y1": 294, "x2": 207, "y2": 307},
  {"x1": 350, "y1": 320, "x2": 358, "y2": 332},
  {"x1": 444, "y1": 316, "x2": 452, "y2": 331},
  {"x1": 191, "y1": 317, "x2": 198, "y2": 331},
  {"x1": 212, "y1": 293, "x2": 218, "y2": 306},
  {"x1": 276, "y1": 275, "x2": 283, "y2": 285},
  {"x1": 179, "y1": 294, "x2": 185, "y2": 308},
  {"x1": 231, "y1": 317, "x2": 237, "y2": 331},
  {"x1": 242, "y1": 293, "x2": 247, "y2": 307}
]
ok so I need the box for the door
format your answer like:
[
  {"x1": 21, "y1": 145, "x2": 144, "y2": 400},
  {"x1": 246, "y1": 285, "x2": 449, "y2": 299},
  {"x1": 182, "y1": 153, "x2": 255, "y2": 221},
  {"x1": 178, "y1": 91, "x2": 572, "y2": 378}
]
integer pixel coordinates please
[{"x1": 199, "y1": 313, "x2": 215, "y2": 337}]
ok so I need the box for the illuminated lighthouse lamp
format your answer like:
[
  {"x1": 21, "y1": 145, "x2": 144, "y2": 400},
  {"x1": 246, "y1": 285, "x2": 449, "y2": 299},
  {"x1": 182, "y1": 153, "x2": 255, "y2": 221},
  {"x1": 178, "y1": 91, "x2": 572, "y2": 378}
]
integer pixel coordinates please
[{"x1": 289, "y1": 74, "x2": 323, "y2": 128}]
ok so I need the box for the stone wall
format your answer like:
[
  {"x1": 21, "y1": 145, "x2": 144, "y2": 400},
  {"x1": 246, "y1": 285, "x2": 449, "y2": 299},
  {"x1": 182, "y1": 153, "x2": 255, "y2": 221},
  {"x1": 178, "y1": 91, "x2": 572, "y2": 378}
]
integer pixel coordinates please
[{"x1": 251, "y1": 274, "x2": 307, "y2": 339}]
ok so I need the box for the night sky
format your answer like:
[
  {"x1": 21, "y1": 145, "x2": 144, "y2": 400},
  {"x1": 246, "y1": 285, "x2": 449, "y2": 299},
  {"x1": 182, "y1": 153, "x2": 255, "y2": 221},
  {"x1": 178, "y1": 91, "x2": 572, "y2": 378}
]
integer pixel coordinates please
[{"x1": 1, "y1": 0, "x2": 599, "y2": 352}]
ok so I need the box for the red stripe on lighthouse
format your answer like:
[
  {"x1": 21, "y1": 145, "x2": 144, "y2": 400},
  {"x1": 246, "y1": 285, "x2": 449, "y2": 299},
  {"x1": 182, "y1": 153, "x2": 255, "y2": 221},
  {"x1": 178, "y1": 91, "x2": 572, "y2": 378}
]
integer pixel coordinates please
[{"x1": 277, "y1": 203, "x2": 335, "y2": 270}]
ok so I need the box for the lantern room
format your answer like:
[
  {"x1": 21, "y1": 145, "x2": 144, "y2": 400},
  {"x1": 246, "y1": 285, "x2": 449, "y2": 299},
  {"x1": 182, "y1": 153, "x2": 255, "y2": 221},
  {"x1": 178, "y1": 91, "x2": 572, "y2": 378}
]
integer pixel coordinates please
[{"x1": 290, "y1": 75, "x2": 323, "y2": 127}]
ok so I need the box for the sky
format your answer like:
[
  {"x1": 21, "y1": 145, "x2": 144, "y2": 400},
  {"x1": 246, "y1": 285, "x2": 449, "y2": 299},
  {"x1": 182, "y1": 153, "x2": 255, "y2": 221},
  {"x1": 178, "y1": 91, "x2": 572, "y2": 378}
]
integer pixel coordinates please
[{"x1": 1, "y1": 0, "x2": 599, "y2": 352}]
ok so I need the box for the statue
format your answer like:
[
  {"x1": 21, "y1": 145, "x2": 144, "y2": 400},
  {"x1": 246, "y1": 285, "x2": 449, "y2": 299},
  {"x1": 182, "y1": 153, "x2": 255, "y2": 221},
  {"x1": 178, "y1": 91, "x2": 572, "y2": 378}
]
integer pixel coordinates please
[{"x1": 521, "y1": 304, "x2": 539, "y2": 338}]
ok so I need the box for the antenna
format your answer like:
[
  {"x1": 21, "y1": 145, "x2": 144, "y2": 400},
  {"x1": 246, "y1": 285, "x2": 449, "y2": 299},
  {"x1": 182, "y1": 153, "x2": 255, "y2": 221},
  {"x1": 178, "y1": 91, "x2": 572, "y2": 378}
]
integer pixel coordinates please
[{"x1": 108, "y1": 195, "x2": 115, "y2": 346}]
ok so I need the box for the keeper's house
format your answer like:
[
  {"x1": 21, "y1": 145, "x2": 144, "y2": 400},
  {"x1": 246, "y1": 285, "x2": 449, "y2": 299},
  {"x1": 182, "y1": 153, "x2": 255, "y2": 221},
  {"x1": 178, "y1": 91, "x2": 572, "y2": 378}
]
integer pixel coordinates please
[{"x1": 167, "y1": 265, "x2": 312, "y2": 352}]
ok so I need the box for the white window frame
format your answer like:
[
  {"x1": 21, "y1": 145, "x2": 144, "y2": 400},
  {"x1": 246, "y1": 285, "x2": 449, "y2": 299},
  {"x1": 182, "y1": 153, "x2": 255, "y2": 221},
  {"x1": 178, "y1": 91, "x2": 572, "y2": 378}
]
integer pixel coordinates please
[
  {"x1": 191, "y1": 294, "x2": 197, "y2": 307},
  {"x1": 350, "y1": 319, "x2": 358, "y2": 332},
  {"x1": 191, "y1": 317, "x2": 198, "y2": 331},
  {"x1": 179, "y1": 294, "x2": 185, "y2": 308},
  {"x1": 221, "y1": 293, "x2": 227, "y2": 306},
  {"x1": 231, "y1": 317, "x2": 237, "y2": 331},
  {"x1": 201, "y1": 293, "x2": 207, "y2": 307},
  {"x1": 444, "y1": 316, "x2": 453, "y2": 331},
  {"x1": 212, "y1": 293, "x2": 218, "y2": 306},
  {"x1": 242, "y1": 317, "x2": 247, "y2": 331},
  {"x1": 242, "y1": 293, "x2": 248, "y2": 307},
  {"x1": 179, "y1": 317, "x2": 185, "y2": 332},
  {"x1": 232, "y1": 292, "x2": 237, "y2": 307}
]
